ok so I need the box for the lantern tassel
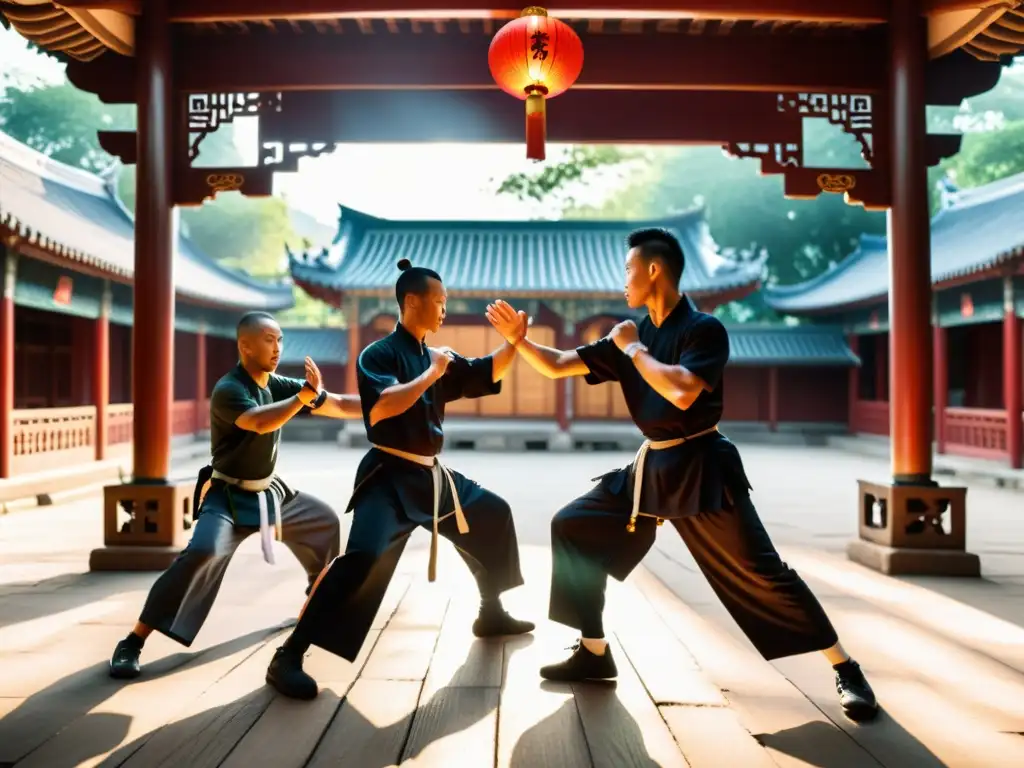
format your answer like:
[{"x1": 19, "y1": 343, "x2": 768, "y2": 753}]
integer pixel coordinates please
[{"x1": 525, "y1": 91, "x2": 546, "y2": 161}]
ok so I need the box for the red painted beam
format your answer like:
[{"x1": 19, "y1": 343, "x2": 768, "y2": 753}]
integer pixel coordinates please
[
  {"x1": 169, "y1": 29, "x2": 884, "y2": 93},
  {"x1": 253, "y1": 90, "x2": 802, "y2": 144},
  {"x1": 56, "y1": 0, "x2": 893, "y2": 22}
]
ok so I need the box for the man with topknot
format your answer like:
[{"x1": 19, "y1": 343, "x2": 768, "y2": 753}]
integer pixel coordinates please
[{"x1": 267, "y1": 258, "x2": 534, "y2": 700}]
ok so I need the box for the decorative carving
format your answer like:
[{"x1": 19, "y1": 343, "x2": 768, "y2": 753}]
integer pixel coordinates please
[
  {"x1": 206, "y1": 172, "x2": 245, "y2": 193},
  {"x1": 777, "y1": 92, "x2": 873, "y2": 163},
  {"x1": 817, "y1": 173, "x2": 857, "y2": 193},
  {"x1": 723, "y1": 91, "x2": 889, "y2": 208},
  {"x1": 259, "y1": 140, "x2": 338, "y2": 173},
  {"x1": 186, "y1": 92, "x2": 282, "y2": 161}
]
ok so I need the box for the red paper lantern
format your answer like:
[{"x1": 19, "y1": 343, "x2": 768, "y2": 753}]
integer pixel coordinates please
[{"x1": 488, "y1": 7, "x2": 584, "y2": 161}]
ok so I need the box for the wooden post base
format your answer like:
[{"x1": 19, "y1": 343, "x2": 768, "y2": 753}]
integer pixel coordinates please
[
  {"x1": 89, "y1": 479, "x2": 194, "y2": 572},
  {"x1": 89, "y1": 545, "x2": 182, "y2": 572},
  {"x1": 850, "y1": 479, "x2": 979, "y2": 577}
]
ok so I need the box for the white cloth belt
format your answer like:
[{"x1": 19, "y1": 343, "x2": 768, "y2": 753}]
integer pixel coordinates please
[
  {"x1": 211, "y1": 469, "x2": 281, "y2": 564},
  {"x1": 627, "y1": 425, "x2": 720, "y2": 533},
  {"x1": 372, "y1": 444, "x2": 470, "y2": 582}
]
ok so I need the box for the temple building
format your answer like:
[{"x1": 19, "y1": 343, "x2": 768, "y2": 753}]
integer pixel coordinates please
[
  {"x1": 288, "y1": 205, "x2": 860, "y2": 448},
  {"x1": 764, "y1": 172, "x2": 1024, "y2": 468},
  {"x1": 0, "y1": 130, "x2": 294, "y2": 479}
]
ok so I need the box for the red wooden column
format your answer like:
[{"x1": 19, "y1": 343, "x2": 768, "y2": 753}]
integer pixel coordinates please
[
  {"x1": 847, "y1": 334, "x2": 859, "y2": 434},
  {"x1": 767, "y1": 366, "x2": 779, "y2": 432},
  {"x1": 849, "y1": 0, "x2": 974, "y2": 577},
  {"x1": 933, "y1": 304, "x2": 948, "y2": 455},
  {"x1": 1004, "y1": 277, "x2": 1022, "y2": 469},
  {"x1": 887, "y1": 3, "x2": 933, "y2": 485},
  {"x1": 345, "y1": 295, "x2": 360, "y2": 394},
  {"x1": 94, "y1": 280, "x2": 111, "y2": 461},
  {"x1": 555, "y1": 320, "x2": 575, "y2": 432},
  {"x1": 91, "y1": 0, "x2": 186, "y2": 572},
  {"x1": 195, "y1": 323, "x2": 207, "y2": 433},
  {"x1": 131, "y1": 0, "x2": 177, "y2": 481},
  {"x1": 0, "y1": 249, "x2": 16, "y2": 479}
]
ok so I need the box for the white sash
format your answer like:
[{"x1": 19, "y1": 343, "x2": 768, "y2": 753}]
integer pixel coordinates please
[
  {"x1": 627, "y1": 425, "x2": 719, "y2": 532},
  {"x1": 372, "y1": 444, "x2": 470, "y2": 582},
  {"x1": 211, "y1": 469, "x2": 280, "y2": 564}
]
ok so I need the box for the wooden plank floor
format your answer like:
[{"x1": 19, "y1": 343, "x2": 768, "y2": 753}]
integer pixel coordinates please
[{"x1": 0, "y1": 544, "x2": 786, "y2": 768}]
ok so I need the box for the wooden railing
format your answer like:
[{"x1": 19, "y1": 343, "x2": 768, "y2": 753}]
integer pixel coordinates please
[
  {"x1": 851, "y1": 399, "x2": 890, "y2": 436},
  {"x1": 944, "y1": 407, "x2": 1009, "y2": 460},
  {"x1": 851, "y1": 399, "x2": 1023, "y2": 465},
  {"x1": 7, "y1": 399, "x2": 206, "y2": 476},
  {"x1": 10, "y1": 406, "x2": 97, "y2": 476}
]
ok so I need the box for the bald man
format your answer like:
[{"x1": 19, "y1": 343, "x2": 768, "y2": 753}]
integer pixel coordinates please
[{"x1": 108, "y1": 311, "x2": 361, "y2": 680}]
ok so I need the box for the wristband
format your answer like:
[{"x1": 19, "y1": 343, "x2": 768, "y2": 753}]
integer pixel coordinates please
[
  {"x1": 623, "y1": 342, "x2": 648, "y2": 361},
  {"x1": 309, "y1": 389, "x2": 328, "y2": 410}
]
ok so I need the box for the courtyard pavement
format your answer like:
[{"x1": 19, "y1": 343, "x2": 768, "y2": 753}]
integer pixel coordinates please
[{"x1": 2, "y1": 442, "x2": 1024, "y2": 767}]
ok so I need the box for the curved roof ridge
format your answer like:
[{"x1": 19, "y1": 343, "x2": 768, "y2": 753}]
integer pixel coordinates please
[
  {"x1": 765, "y1": 234, "x2": 886, "y2": 298},
  {"x1": 938, "y1": 170, "x2": 1024, "y2": 215},
  {"x1": 335, "y1": 202, "x2": 708, "y2": 231},
  {"x1": 0, "y1": 128, "x2": 109, "y2": 197}
]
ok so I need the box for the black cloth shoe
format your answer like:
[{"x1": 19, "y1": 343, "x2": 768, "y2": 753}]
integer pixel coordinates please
[
  {"x1": 472, "y1": 605, "x2": 535, "y2": 638},
  {"x1": 835, "y1": 660, "x2": 878, "y2": 722},
  {"x1": 109, "y1": 636, "x2": 143, "y2": 679},
  {"x1": 540, "y1": 640, "x2": 618, "y2": 682},
  {"x1": 266, "y1": 646, "x2": 318, "y2": 700}
]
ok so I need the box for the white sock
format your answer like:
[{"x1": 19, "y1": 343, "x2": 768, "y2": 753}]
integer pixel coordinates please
[{"x1": 581, "y1": 637, "x2": 607, "y2": 656}]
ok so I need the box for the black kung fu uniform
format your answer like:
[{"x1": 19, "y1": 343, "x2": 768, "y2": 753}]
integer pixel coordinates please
[
  {"x1": 550, "y1": 297, "x2": 838, "y2": 660},
  {"x1": 137, "y1": 364, "x2": 341, "y2": 647},
  {"x1": 292, "y1": 323, "x2": 525, "y2": 662}
]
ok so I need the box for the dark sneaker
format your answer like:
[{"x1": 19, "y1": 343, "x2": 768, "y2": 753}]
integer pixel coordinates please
[
  {"x1": 109, "y1": 637, "x2": 143, "y2": 679},
  {"x1": 266, "y1": 646, "x2": 318, "y2": 700},
  {"x1": 540, "y1": 640, "x2": 618, "y2": 682},
  {"x1": 472, "y1": 608, "x2": 535, "y2": 638},
  {"x1": 835, "y1": 660, "x2": 879, "y2": 722}
]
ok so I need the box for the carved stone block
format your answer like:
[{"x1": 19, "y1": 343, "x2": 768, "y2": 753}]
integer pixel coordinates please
[
  {"x1": 89, "y1": 480, "x2": 194, "y2": 571},
  {"x1": 848, "y1": 480, "x2": 979, "y2": 576}
]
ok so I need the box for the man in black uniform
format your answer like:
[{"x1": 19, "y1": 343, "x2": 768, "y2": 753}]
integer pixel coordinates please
[
  {"x1": 108, "y1": 311, "x2": 361, "y2": 679},
  {"x1": 267, "y1": 259, "x2": 534, "y2": 700},
  {"x1": 486, "y1": 229, "x2": 879, "y2": 723}
]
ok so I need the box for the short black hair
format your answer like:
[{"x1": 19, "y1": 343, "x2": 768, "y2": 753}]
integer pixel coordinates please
[
  {"x1": 236, "y1": 311, "x2": 277, "y2": 338},
  {"x1": 395, "y1": 258, "x2": 442, "y2": 308},
  {"x1": 627, "y1": 228, "x2": 685, "y2": 287}
]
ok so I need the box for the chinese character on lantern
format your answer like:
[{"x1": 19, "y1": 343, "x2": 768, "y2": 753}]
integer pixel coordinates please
[{"x1": 488, "y1": 7, "x2": 584, "y2": 161}]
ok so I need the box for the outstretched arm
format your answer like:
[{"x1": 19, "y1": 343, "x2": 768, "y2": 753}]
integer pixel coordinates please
[
  {"x1": 486, "y1": 300, "x2": 590, "y2": 379},
  {"x1": 312, "y1": 393, "x2": 362, "y2": 419}
]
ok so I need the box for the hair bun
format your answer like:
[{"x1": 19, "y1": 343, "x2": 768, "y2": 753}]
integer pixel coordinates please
[{"x1": 397, "y1": 258, "x2": 412, "y2": 271}]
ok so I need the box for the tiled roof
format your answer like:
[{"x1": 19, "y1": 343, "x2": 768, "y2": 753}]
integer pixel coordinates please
[
  {"x1": 764, "y1": 171, "x2": 1024, "y2": 314},
  {"x1": 289, "y1": 206, "x2": 765, "y2": 300},
  {"x1": 0, "y1": 130, "x2": 294, "y2": 311},
  {"x1": 728, "y1": 325, "x2": 859, "y2": 366},
  {"x1": 279, "y1": 327, "x2": 349, "y2": 365},
  {"x1": 272, "y1": 323, "x2": 853, "y2": 367}
]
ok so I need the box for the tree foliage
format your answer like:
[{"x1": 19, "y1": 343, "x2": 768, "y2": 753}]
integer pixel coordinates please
[
  {"x1": 495, "y1": 61, "x2": 1024, "y2": 322},
  {"x1": 0, "y1": 82, "x2": 133, "y2": 172}
]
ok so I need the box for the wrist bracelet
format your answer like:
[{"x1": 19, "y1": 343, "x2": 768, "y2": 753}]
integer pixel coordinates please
[{"x1": 623, "y1": 342, "x2": 648, "y2": 360}]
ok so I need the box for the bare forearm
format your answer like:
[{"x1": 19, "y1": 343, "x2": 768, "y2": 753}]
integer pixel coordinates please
[
  {"x1": 235, "y1": 397, "x2": 307, "y2": 434},
  {"x1": 369, "y1": 368, "x2": 441, "y2": 426},
  {"x1": 312, "y1": 393, "x2": 362, "y2": 419},
  {"x1": 632, "y1": 352, "x2": 705, "y2": 410},
  {"x1": 514, "y1": 338, "x2": 588, "y2": 379},
  {"x1": 490, "y1": 342, "x2": 517, "y2": 382}
]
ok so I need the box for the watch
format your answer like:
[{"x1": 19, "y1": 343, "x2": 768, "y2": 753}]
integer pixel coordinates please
[{"x1": 301, "y1": 381, "x2": 327, "y2": 409}]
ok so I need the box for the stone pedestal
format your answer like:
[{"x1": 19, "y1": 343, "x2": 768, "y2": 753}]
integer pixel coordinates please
[
  {"x1": 89, "y1": 480, "x2": 194, "y2": 571},
  {"x1": 847, "y1": 480, "x2": 979, "y2": 576},
  {"x1": 548, "y1": 430, "x2": 573, "y2": 452}
]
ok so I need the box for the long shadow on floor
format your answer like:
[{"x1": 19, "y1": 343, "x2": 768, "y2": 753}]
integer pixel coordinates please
[
  {"x1": 44, "y1": 636, "x2": 665, "y2": 768},
  {"x1": 0, "y1": 624, "x2": 285, "y2": 765}
]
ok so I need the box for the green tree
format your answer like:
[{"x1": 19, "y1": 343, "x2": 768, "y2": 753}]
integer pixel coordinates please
[
  {"x1": 0, "y1": 81, "x2": 133, "y2": 172},
  {"x1": 945, "y1": 119, "x2": 1024, "y2": 187}
]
